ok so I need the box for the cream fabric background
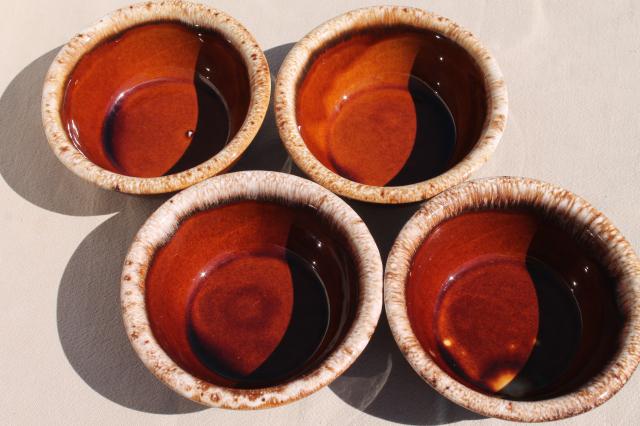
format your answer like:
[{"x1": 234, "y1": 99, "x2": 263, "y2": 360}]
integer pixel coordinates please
[{"x1": 1, "y1": 1, "x2": 639, "y2": 424}]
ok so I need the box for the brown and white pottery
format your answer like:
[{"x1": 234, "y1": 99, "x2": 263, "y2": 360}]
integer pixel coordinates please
[
  {"x1": 384, "y1": 176, "x2": 640, "y2": 421},
  {"x1": 276, "y1": 6, "x2": 508, "y2": 204},
  {"x1": 42, "y1": 0, "x2": 270, "y2": 194},
  {"x1": 121, "y1": 170, "x2": 383, "y2": 408}
]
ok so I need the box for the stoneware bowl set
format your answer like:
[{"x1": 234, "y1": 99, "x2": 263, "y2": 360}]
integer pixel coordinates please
[{"x1": 41, "y1": 0, "x2": 640, "y2": 422}]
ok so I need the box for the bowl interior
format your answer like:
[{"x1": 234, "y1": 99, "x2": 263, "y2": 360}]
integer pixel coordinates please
[
  {"x1": 144, "y1": 199, "x2": 359, "y2": 388},
  {"x1": 296, "y1": 25, "x2": 486, "y2": 187},
  {"x1": 406, "y1": 207, "x2": 624, "y2": 400},
  {"x1": 62, "y1": 22, "x2": 251, "y2": 178}
]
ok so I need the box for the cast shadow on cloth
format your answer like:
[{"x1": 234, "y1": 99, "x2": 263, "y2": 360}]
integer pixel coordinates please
[
  {"x1": 54, "y1": 43, "x2": 294, "y2": 414},
  {"x1": 329, "y1": 201, "x2": 483, "y2": 425},
  {"x1": 2, "y1": 42, "x2": 479, "y2": 420}
]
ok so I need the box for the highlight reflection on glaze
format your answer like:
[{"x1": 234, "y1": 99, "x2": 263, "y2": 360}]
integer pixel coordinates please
[
  {"x1": 145, "y1": 201, "x2": 358, "y2": 388},
  {"x1": 62, "y1": 22, "x2": 250, "y2": 178},
  {"x1": 407, "y1": 209, "x2": 623, "y2": 400},
  {"x1": 296, "y1": 28, "x2": 485, "y2": 186}
]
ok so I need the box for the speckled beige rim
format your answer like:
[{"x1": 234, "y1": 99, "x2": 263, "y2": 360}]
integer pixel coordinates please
[
  {"x1": 121, "y1": 171, "x2": 383, "y2": 408},
  {"x1": 42, "y1": 0, "x2": 270, "y2": 194},
  {"x1": 384, "y1": 177, "x2": 640, "y2": 422},
  {"x1": 275, "y1": 6, "x2": 508, "y2": 204}
]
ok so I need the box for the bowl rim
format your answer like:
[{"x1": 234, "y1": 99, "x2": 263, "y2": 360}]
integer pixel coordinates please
[
  {"x1": 384, "y1": 176, "x2": 640, "y2": 422},
  {"x1": 121, "y1": 170, "x2": 383, "y2": 408},
  {"x1": 41, "y1": 0, "x2": 271, "y2": 194},
  {"x1": 275, "y1": 5, "x2": 508, "y2": 204}
]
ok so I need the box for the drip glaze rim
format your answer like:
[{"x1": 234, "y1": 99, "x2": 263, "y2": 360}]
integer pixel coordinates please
[
  {"x1": 42, "y1": 0, "x2": 270, "y2": 194},
  {"x1": 121, "y1": 171, "x2": 383, "y2": 408},
  {"x1": 275, "y1": 6, "x2": 508, "y2": 204},
  {"x1": 384, "y1": 176, "x2": 640, "y2": 421}
]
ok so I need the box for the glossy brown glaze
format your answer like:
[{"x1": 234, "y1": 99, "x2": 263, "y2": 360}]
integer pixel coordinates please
[
  {"x1": 407, "y1": 209, "x2": 623, "y2": 400},
  {"x1": 145, "y1": 200, "x2": 358, "y2": 388},
  {"x1": 62, "y1": 22, "x2": 250, "y2": 178},
  {"x1": 296, "y1": 27, "x2": 485, "y2": 187}
]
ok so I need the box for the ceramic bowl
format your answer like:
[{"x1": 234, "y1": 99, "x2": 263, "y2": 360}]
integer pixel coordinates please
[
  {"x1": 121, "y1": 170, "x2": 383, "y2": 408},
  {"x1": 276, "y1": 6, "x2": 507, "y2": 204},
  {"x1": 42, "y1": 0, "x2": 270, "y2": 194},
  {"x1": 384, "y1": 177, "x2": 640, "y2": 421}
]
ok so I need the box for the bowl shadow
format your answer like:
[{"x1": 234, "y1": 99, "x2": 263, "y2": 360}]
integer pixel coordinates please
[
  {"x1": 230, "y1": 43, "x2": 295, "y2": 174},
  {"x1": 54, "y1": 43, "x2": 294, "y2": 414},
  {"x1": 328, "y1": 201, "x2": 483, "y2": 425},
  {"x1": 55, "y1": 195, "x2": 207, "y2": 414},
  {"x1": 330, "y1": 314, "x2": 483, "y2": 425},
  {"x1": 0, "y1": 48, "x2": 129, "y2": 216}
]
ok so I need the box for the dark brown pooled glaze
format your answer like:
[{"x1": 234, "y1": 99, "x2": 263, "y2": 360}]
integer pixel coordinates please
[
  {"x1": 406, "y1": 209, "x2": 623, "y2": 400},
  {"x1": 145, "y1": 200, "x2": 358, "y2": 388},
  {"x1": 62, "y1": 22, "x2": 250, "y2": 178},
  {"x1": 296, "y1": 27, "x2": 486, "y2": 187}
]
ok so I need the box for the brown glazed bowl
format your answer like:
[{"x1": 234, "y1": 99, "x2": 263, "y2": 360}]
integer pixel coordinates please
[
  {"x1": 276, "y1": 6, "x2": 507, "y2": 204},
  {"x1": 385, "y1": 177, "x2": 640, "y2": 421},
  {"x1": 42, "y1": 0, "x2": 270, "y2": 194},
  {"x1": 121, "y1": 171, "x2": 382, "y2": 408}
]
